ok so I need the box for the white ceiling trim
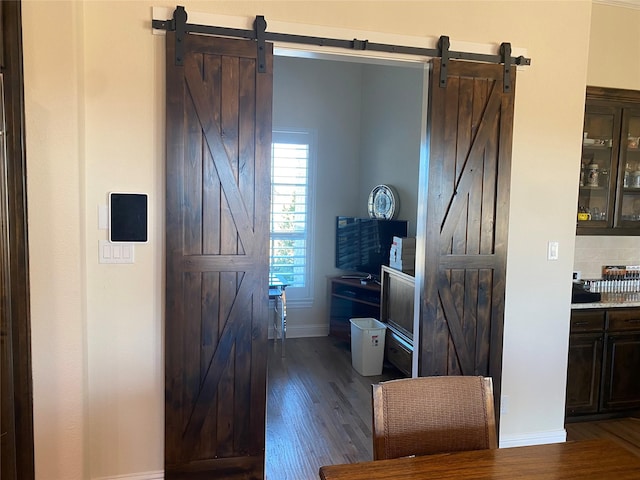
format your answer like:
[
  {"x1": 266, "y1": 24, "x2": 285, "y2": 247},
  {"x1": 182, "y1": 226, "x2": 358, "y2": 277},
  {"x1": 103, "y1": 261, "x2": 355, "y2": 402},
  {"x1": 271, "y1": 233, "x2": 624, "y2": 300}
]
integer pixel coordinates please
[{"x1": 151, "y1": 6, "x2": 528, "y2": 67}]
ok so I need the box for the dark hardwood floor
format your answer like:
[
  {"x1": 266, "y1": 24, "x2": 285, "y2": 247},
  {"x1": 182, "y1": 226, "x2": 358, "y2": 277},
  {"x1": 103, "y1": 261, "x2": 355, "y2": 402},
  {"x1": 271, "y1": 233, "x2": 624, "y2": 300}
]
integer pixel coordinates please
[
  {"x1": 265, "y1": 336, "x2": 640, "y2": 479},
  {"x1": 265, "y1": 336, "x2": 404, "y2": 480}
]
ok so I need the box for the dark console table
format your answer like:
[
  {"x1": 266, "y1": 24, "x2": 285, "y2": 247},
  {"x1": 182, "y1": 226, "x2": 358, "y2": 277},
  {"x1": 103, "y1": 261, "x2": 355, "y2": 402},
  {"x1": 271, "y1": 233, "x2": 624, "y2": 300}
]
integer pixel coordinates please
[{"x1": 328, "y1": 277, "x2": 381, "y2": 343}]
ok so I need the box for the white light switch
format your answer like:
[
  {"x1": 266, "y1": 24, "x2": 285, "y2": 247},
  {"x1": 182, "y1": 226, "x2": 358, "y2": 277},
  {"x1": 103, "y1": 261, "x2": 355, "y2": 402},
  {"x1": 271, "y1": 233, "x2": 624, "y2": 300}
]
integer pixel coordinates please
[
  {"x1": 99, "y1": 240, "x2": 134, "y2": 264},
  {"x1": 98, "y1": 205, "x2": 108, "y2": 230},
  {"x1": 547, "y1": 241, "x2": 559, "y2": 261}
]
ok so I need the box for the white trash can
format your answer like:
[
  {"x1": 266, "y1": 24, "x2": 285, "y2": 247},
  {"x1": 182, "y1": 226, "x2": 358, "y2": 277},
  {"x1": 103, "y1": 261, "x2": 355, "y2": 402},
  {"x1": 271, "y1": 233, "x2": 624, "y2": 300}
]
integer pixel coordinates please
[{"x1": 349, "y1": 318, "x2": 387, "y2": 376}]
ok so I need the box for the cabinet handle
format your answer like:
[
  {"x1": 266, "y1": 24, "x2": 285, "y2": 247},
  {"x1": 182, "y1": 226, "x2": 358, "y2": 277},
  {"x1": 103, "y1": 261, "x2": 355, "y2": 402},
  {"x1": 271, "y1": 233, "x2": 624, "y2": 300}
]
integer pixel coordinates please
[
  {"x1": 624, "y1": 318, "x2": 640, "y2": 324},
  {"x1": 573, "y1": 321, "x2": 589, "y2": 326}
]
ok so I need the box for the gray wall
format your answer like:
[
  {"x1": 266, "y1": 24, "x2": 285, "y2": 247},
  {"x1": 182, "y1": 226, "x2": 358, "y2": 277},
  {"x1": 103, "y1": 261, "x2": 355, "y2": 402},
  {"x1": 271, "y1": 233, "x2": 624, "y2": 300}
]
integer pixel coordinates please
[
  {"x1": 358, "y1": 63, "x2": 424, "y2": 234},
  {"x1": 273, "y1": 55, "x2": 423, "y2": 336}
]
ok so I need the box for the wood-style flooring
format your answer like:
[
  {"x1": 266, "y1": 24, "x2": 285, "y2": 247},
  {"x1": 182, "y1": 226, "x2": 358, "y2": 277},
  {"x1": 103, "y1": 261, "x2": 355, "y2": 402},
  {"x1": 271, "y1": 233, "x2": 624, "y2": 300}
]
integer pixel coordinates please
[
  {"x1": 266, "y1": 336, "x2": 640, "y2": 480},
  {"x1": 566, "y1": 416, "x2": 640, "y2": 457},
  {"x1": 265, "y1": 336, "x2": 404, "y2": 480}
]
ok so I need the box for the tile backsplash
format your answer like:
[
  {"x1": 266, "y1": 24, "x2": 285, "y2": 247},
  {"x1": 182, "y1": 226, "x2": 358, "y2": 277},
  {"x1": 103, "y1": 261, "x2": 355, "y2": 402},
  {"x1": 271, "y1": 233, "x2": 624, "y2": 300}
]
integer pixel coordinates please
[{"x1": 574, "y1": 236, "x2": 640, "y2": 279}]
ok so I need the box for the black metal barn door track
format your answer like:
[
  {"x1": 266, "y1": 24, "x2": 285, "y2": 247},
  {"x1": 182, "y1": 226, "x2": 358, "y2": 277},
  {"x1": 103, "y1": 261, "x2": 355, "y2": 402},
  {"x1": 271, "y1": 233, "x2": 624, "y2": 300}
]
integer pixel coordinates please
[{"x1": 153, "y1": 6, "x2": 531, "y2": 92}]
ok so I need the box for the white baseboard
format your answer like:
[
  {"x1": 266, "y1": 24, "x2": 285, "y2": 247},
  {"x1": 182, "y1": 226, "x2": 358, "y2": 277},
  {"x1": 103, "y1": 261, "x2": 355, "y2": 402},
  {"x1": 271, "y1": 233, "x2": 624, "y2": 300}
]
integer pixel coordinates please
[
  {"x1": 499, "y1": 428, "x2": 567, "y2": 448},
  {"x1": 93, "y1": 470, "x2": 163, "y2": 480}
]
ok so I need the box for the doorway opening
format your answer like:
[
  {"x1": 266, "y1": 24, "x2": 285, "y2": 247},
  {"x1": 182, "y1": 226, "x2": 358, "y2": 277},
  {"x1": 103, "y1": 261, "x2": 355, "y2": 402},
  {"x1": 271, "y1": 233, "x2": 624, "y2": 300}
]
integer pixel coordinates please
[
  {"x1": 265, "y1": 51, "x2": 428, "y2": 479},
  {"x1": 269, "y1": 52, "x2": 427, "y2": 336}
]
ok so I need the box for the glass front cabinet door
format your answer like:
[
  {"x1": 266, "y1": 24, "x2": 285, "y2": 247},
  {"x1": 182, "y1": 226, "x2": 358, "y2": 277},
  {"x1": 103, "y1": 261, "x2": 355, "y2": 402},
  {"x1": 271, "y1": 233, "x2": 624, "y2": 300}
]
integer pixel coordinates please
[
  {"x1": 577, "y1": 87, "x2": 640, "y2": 235},
  {"x1": 578, "y1": 105, "x2": 618, "y2": 228},
  {"x1": 618, "y1": 108, "x2": 640, "y2": 227}
]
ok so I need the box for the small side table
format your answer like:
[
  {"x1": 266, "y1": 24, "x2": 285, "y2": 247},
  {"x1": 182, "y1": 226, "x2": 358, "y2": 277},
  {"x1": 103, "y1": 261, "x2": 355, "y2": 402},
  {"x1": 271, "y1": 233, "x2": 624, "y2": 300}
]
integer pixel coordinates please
[{"x1": 269, "y1": 275, "x2": 287, "y2": 357}]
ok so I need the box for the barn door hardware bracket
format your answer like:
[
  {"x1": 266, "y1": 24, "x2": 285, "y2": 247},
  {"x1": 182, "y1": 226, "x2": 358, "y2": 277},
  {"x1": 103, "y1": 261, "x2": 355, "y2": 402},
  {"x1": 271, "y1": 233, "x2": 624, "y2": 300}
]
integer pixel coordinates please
[
  {"x1": 500, "y1": 42, "x2": 512, "y2": 93},
  {"x1": 153, "y1": 7, "x2": 532, "y2": 73},
  {"x1": 352, "y1": 39, "x2": 369, "y2": 50},
  {"x1": 255, "y1": 16, "x2": 267, "y2": 72},
  {"x1": 438, "y1": 36, "x2": 450, "y2": 88},
  {"x1": 174, "y1": 6, "x2": 187, "y2": 66}
]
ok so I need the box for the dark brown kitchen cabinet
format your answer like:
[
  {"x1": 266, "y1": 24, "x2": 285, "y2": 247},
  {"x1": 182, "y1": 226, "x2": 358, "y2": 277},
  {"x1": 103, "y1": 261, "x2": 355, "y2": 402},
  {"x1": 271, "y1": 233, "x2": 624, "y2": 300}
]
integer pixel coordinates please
[
  {"x1": 577, "y1": 87, "x2": 640, "y2": 235},
  {"x1": 601, "y1": 309, "x2": 640, "y2": 411},
  {"x1": 566, "y1": 308, "x2": 640, "y2": 419},
  {"x1": 566, "y1": 311, "x2": 604, "y2": 416},
  {"x1": 566, "y1": 333, "x2": 603, "y2": 415}
]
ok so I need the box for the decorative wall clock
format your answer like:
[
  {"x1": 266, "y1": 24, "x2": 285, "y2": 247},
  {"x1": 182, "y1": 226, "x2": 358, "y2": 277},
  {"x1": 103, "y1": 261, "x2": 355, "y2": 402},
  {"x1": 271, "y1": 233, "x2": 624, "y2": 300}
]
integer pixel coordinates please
[{"x1": 368, "y1": 184, "x2": 398, "y2": 220}]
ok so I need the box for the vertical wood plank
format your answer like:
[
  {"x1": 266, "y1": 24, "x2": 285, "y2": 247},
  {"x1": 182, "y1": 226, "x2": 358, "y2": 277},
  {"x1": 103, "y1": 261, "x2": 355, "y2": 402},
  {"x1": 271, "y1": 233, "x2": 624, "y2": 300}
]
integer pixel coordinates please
[
  {"x1": 250, "y1": 41, "x2": 272, "y2": 456},
  {"x1": 422, "y1": 58, "x2": 449, "y2": 376},
  {"x1": 203, "y1": 55, "x2": 222, "y2": 256}
]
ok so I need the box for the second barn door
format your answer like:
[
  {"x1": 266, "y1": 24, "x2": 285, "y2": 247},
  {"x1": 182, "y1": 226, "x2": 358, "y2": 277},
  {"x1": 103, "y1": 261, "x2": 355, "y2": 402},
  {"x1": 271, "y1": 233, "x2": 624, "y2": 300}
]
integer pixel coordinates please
[{"x1": 419, "y1": 59, "x2": 516, "y2": 420}]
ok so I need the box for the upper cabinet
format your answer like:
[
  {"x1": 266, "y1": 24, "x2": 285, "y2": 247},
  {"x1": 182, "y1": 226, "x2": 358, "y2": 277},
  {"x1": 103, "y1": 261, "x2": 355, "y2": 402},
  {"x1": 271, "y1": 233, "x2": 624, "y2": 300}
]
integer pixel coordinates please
[{"x1": 577, "y1": 87, "x2": 640, "y2": 235}]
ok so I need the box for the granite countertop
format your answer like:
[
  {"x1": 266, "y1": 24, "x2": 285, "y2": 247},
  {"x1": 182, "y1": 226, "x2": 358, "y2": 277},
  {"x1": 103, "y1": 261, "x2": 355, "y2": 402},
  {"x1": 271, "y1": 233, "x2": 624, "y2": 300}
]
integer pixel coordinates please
[{"x1": 571, "y1": 292, "x2": 640, "y2": 309}]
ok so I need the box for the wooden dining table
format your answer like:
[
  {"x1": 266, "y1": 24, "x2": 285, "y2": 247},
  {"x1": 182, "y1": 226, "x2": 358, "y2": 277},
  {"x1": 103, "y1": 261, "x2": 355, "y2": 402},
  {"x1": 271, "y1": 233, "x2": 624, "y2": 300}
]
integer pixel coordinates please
[{"x1": 319, "y1": 438, "x2": 640, "y2": 479}]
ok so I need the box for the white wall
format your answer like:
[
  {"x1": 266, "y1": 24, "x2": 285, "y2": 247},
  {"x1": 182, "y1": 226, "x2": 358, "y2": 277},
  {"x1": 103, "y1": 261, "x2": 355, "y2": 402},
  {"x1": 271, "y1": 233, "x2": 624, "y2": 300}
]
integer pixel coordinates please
[{"x1": 22, "y1": 1, "x2": 598, "y2": 478}]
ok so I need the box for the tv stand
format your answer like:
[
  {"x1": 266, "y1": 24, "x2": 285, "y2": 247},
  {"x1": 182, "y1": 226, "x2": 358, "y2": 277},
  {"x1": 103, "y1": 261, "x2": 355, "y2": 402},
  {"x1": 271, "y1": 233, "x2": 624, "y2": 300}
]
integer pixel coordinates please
[
  {"x1": 328, "y1": 276, "x2": 381, "y2": 342},
  {"x1": 340, "y1": 273, "x2": 380, "y2": 286}
]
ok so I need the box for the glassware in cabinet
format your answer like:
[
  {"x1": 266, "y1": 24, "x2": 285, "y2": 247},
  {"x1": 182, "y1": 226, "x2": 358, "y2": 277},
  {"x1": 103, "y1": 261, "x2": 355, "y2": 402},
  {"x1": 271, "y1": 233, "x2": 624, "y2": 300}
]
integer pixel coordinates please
[{"x1": 577, "y1": 105, "x2": 618, "y2": 226}]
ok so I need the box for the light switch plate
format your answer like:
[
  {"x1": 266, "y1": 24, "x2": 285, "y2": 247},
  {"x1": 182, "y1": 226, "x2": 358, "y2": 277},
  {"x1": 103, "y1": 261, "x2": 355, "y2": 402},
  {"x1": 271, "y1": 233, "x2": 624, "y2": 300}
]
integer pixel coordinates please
[
  {"x1": 98, "y1": 205, "x2": 108, "y2": 230},
  {"x1": 99, "y1": 240, "x2": 134, "y2": 264},
  {"x1": 547, "y1": 241, "x2": 559, "y2": 261}
]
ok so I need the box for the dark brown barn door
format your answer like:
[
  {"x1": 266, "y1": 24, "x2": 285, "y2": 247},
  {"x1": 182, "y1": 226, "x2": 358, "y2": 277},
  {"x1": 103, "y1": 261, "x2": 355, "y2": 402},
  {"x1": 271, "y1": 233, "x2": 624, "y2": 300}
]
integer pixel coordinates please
[
  {"x1": 164, "y1": 31, "x2": 273, "y2": 479},
  {"x1": 419, "y1": 59, "x2": 515, "y2": 417}
]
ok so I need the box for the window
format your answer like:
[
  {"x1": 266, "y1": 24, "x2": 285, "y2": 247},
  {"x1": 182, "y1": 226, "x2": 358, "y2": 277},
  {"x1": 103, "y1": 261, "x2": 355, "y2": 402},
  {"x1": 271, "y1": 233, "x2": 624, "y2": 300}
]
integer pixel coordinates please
[{"x1": 270, "y1": 130, "x2": 315, "y2": 303}]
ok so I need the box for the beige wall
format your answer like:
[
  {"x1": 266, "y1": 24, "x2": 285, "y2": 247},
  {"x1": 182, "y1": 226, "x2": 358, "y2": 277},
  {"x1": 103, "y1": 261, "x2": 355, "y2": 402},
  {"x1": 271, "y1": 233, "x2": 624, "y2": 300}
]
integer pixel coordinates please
[
  {"x1": 587, "y1": 2, "x2": 640, "y2": 90},
  {"x1": 22, "y1": 1, "x2": 601, "y2": 478},
  {"x1": 22, "y1": 2, "x2": 86, "y2": 479}
]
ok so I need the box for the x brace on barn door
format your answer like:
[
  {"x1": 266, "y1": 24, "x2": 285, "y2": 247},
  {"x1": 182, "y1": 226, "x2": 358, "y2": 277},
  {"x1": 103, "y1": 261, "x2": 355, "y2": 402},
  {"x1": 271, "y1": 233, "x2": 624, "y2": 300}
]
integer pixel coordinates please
[{"x1": 152, "y1": 6, "x2": 531, "y2": 93}]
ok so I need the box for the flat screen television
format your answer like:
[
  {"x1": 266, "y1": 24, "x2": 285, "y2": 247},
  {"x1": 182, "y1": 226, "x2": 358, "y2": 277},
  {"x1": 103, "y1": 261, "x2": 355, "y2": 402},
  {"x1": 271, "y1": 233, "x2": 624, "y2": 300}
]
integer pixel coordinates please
[{"x1": 335, "y1": 216, "x2": 408, "y2": 279}]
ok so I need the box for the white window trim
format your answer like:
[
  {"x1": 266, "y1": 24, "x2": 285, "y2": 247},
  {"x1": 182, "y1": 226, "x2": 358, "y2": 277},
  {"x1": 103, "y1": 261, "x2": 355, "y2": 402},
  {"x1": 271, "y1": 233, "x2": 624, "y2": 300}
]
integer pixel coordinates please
[{"x1": 271, "y1": 128, "x2": 317, "y2": 307}]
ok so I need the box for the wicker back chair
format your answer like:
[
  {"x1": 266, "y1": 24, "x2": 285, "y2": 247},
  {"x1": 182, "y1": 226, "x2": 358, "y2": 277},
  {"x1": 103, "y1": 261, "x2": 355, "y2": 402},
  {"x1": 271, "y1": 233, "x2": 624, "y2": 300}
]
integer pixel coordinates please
[{"x1": 371, "y1": 376, "x2": 497, "y2": 460}]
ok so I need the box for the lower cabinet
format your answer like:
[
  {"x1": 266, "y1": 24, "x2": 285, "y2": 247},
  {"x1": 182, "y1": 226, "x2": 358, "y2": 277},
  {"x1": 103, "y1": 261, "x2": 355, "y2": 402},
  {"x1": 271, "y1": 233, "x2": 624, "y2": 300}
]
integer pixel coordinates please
[
  {"x1": 601, "y1": 309, "x2": 640, "y2": 412},
  {"x1": 566, "y1": 308, "x2": 640, "y2": 419},
  {"x1": 380, "y1": 266, "x2": 414, "y2": 377},
  {"x1": 385, "y1": 329, "x2": 412, "y2": 377},
  {"x1": 566, "y1": 310, "x2": 604, "y2": 416},
  {"x1": 566, "y1": 332, "x2": 603, "y2": 415}
]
